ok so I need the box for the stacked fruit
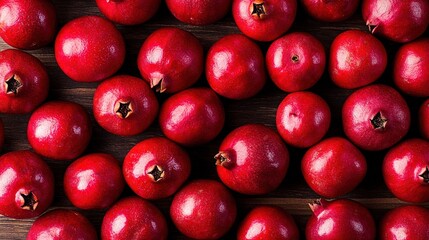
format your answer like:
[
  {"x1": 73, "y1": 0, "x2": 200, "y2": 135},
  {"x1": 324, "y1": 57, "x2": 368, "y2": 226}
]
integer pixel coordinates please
[{"x1": 0, "y1": 0, "x2": 428, "y2": 239}]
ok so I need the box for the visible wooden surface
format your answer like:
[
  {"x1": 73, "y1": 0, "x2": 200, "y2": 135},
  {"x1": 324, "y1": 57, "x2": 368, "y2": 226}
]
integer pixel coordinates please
[{"x1": 0, "y1": 0, "x2": 428, "y2": 239}]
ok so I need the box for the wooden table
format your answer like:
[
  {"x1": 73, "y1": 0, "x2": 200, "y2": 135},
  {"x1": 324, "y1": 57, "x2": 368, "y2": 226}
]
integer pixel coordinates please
[{"x1": 0, "y1": 0, "x2": 428, "y2": 239}]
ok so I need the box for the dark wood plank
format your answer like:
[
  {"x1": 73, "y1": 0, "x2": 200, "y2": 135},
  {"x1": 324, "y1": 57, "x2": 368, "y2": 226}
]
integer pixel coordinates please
[{"x1": 0, "y1": 0, "x2": 428, "y2": 239}]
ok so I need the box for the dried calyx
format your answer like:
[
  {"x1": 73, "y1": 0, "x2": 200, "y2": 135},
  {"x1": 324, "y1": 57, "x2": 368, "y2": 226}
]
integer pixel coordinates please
[
  {"x1": 151, "y1": 78, "x2": 167, "y2": 93},
  {"x1": 5, "y1": 74, "x2": 22, "y2": 95},
  {"x1": 251, "y1": 1, "x2": 266, "y2": 19},
  {"x1": 19, "y1": 191, "x2": 38, "y2": 211},
  {"x1": 114, "y1": 100, "x2": 133, "y2": 118},
  {"x1": 214, "y1": 151, "x2": 233, "y2": 168},
  {"x1": 147, "y1": 165, "x2": 165, "y2": 182},
  {"x1": 419, "y1": 166, "x2": 429, "y2": 183},
  {"x1": 370, "y1": 111, "x2": 387, "y2": 130}
]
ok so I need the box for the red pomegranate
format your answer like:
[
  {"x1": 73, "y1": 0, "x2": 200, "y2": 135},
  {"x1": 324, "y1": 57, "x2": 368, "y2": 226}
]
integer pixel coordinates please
[
  {"x1": 383, "y1": 138, "x2": 429, "y2": 203},
  {"x1": 165, "y1": 0, "x2": 231, "y2": 25},
  {"x1": 342, "y1": 84, "x2": 410, "y2": 151},
  {"x1": 0, "y1": 49, "x2": 49, "y2": 114},
  {"x1": 123, "y1": 137, "x2": 191, "y2": 199},
  {"x1": 216, "y1": 124, "x2": 289, "y2": 195},
  {"x1": 232, "y1": 0, "x2": 297, "y2": 41},
  {"x1": 137, "y1": 27, "x2": 204, "y2": 93},
  {"x1": 0, "y1": 150, "x2": 54, "y2": 219},
  {"x1": 362, "y1": 0, "x2": 429, "y2": 43},
  {"x1": 302, "y1": 137, "x2": 367, "y2": 198},
  {"x1": 301, "y1": 0, "x2": 360, "y2": 22},
  {"x1": 95, "y1": 0, "x2": 161, "y2": 25},
  {"x1": 393, "y1": 38, "x2": 429, "y2": 97},
  {"x1": 306, "y1": 198, "x2": 376, "y2": 239},
  {"x1": 92, "y1": 75, "x2": 159, "y2": 136},
  {"x1": 379, "y1": 205, "x2": 429, "y2": 240}
]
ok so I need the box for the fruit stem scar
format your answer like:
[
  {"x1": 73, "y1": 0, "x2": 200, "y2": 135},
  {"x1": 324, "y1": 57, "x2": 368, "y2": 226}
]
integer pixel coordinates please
[
  {"x1": 5, "y1": 74, "x2": 22, "y2": 95},
  {"x1": 291, "y1": 55, "x2": 299, "y2": 62},
  {"x1": 251, "y1": 2, "x2": 266, "y2": 18},
  {"x1": 114, "y1": 101, "x2": 133, "y2": 118},
  {"x1": 215, "y1": 151, "x2": 233, "y2": 168},
  {"x1": 20, "y1": 192, "x2": 38, "y2": 211},
  {"x1": 147, "y1": 165, "x2": 165, "y2": 182},
  {"x1": 151, "y1": 78, "x2": 167, "y2": 93},
  {"x1": 419, "y1": 166, "x2": 429, "y2": 183},
  {"x1": 370, "y1": 111, "x2": 387, "y2": 130}
]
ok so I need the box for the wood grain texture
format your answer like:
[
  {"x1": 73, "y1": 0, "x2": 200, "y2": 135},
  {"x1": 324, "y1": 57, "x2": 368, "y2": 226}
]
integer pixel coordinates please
[{"x1": 0, "y1": 0, "x2": 428, "y2": 239}]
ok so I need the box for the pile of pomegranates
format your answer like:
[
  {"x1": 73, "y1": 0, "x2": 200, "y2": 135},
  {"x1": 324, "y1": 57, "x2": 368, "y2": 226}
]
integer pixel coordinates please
[{"x1": 0, "y1": 0, "x2": 428, "y2": 239}]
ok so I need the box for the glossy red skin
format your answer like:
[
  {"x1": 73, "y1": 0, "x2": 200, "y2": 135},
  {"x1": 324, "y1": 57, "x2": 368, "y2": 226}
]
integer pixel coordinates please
[
  {"x1": 170, "y1": 179, "x2": 237, "y2": 239},
  {"x1": 27, "y1": 101, "x2": 92, "y2": 160},
  {"x1": 93, "y1": 75, "x2": 159, "y2": 136},
  {"x1": 266, "y1": 32, "x2": 325, "y2": 92},
  {"x1": 27, "y1": 209, "x2": 97, "y2": 240},
  {"x1": 0, "y1": 0, "x2": 56, "y2": 49},
  {"x1": 306, "y1": 199, "x2": 376, "y2": 240},
  {"x1": 329, "y1": 30, "x2": 387, "y2": 89},
  {"x1": 232, "y1": 0, "x2": 297, "y2": 42},
  {"x1": 393, "y1": 38, "x2": 429, "y2": 97},
  {"x1": 379, "y1": 205, "x2": 429, "y2": 240},
  {"x1": 137, "y1": 27, "x2": 204, "y2": 93},
  {"x1": 362, "y1": 0, "x2": 429, "y2": 43},
  {"x1": 216, "y1": 124, "x2": 289, "y2": 195},
  {"x1": 0, "y1": 118, "x2": 3, "y2": 151},
  {"x1": 64, "y1": 153, "x2": 124, "y2": 210},
  {"x1": 96, "y1": 0, "x2": 161, "y2": 25},
  {"x1": 101, "y1": 196, "x2": 168, "y2": 240},
  {"x1": 342, "y1": 84, "x2": 410, "y2": 151},
  {"x1": 419, "y1": 99, "x2": 429, "y2": 140},
  {"x1": 123, "y1": 137, "x2": 191, "y2": 199},
  {"x1": 0, "y1": 151, "x2": 54, "y2": 219},
  {"x1": 276, "y1": 91, "x2": 330, "y2": 148},
  {"x1": 382, "y1": 138, "x2": 429, "y2": 203},
  {"x1": 55, "y1": 15, "x2": 125, "y2": 82},
  {"x1": 159, "y1": 87, "x2": 225, "y2": 146},
  {"x1": 166, "y1": 0, "x2": 231, "y2": 25},
  {"x1": 302, "y1": 137, "x2": 367, "y2": 198},
  {"x1": 206, "y1": 34, "x2": 266, "y2": 100},
  {"x1": 237, "y1": 206, "x2": 299, "y2": 240},
  {"x1": 301, "y1": 0, "x2": 360, "y2": 22},
  {"x1": 0, "y1": 49, "x2": 49, "y2": 114}
]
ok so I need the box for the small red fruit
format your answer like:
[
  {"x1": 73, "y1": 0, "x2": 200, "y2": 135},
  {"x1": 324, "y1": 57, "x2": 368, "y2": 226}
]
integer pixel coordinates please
[
  {"x1": 266, "y1": 32, "x2": 326, "y2": 92},
  {"x1": 362, "y1": 0, "x2": 429, "y2": 43},
  {"x1": 101, "y1": 196, "x2": 168, "y2": 240},
  {"x1": 237, "y1": 206, "x2": 300, "y2": 240},
  {"x1": 64, "y1": 153, "x2": 124, "y2": 210},
  {"x1": 137, "y1": 27, "x2": 204, "y2": 93},
  {"x1": 0, "y1": 49, "x2": 49, "y2": 114},
  {"x1": 123, "y1": 137, "x2": 191, "y2": 199},
  {"x1": 95, "y1": 0, "x2": 161, "y2": 25},
  {"x1": 0, "y1": 0, "x2": 57, "y2": 49},
  {"x1": 342, "y1": 84, "x2": 410, "y2": 151},
  {"x1": 206, "y1": 34, "x2": 266, "y2": 99},
  {"x1": 302, "y1": 137, "x2": 367, "y2": 198},
  {"x1": 166, "y1": 0, "x2": 231, "y2": 25},
  {"x1": 276, "y1": 91, "x2": 330, "y2": 148},
  {"x1": 301, "y1": 0, "x2": 360, "y2": 22},
  {"x1": 170, "y1": 179, "x2": 237, "y2": 239},
  {"x1": 27, "y1": 101, "x2": 92, "y2": 160},
  {"x1": 329, "y1": 30, "x2": 387, "y2": 89},
  {"x1": 379, "y1": 205, "x2": 429, "y2": 240},
  {"x1": 393, "y1": 38, "x2": 429, "y2": 97},
  {"x1": 93, "y1": 75, "x2": 159, "y2": 136},
  {"x1": 382, "y1": 138, "x2": 429, "y2": 203},
  {"x1": 215, "y1": 124, "x2": 289, "y2": 194},
  {"x1": 232, "y1": 0, "x2": 297, "y2": 42},
  {"x1": 419, "y1": 99, "x2": 429, "y2": 140},
  {"x1": 27, "y1": 209, "x2": 97, "y2": 240},
  {"x1": 306, "y1": 198, "x2": 376, "y2": 240},
  {"x1": 159, "y1": 87, "x2": 225, "y2": 146},
  {"x1": 55, "y1": 15, "x2": 126, "y2": 82},
  {"x1": 0, "y1": 150, "x2": 54, "y2": 219}
]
